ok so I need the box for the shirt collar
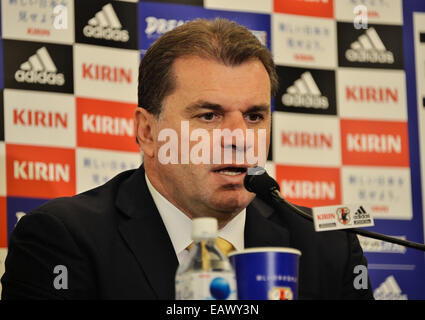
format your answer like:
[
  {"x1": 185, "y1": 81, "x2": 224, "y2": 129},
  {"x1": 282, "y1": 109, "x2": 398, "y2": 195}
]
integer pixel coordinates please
[
  {"x1": 145, "y1": 173, "x2": 245, "y2": 256},
  {"x1": 145, "y1": 174, "x2": 192, "y2": 256}
]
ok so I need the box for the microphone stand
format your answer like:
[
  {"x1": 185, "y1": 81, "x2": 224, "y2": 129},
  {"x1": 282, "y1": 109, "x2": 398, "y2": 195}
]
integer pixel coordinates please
[{"x1": 270, "y1": 189, "x2": 425, "y2": 252}]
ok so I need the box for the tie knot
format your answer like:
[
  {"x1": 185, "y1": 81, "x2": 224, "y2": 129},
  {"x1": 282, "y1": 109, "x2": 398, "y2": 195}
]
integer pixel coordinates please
[{"x1": 186, "y1": 237, "x2": 235, "y2": 256}]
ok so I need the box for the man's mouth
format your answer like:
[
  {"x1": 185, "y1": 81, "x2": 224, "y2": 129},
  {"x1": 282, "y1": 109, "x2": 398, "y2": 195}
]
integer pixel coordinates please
[{"x1": 213, "y1": 166, "x2": 248, "y2": 176}]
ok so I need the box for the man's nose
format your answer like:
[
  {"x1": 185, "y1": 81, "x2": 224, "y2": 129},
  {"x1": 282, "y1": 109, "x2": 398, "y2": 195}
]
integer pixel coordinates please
[
  {"x1": 220, "y1": 113, "x2": 249, "y2": 151},
  {"x1": 223, "y1": 112, "x2": 248, "y2": 131}
]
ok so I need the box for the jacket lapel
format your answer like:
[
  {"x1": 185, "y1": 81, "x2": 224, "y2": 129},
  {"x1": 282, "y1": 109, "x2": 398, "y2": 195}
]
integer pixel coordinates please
[
  {"x1": 115, "y1": 166, "x2": 178, "y2": 299},
  {"x1": 245, "y1": 198, "x2": 291, "y2": 248}
]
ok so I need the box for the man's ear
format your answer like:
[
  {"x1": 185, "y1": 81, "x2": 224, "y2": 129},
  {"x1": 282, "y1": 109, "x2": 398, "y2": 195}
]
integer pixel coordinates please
[{"x1": 134, "y1": 107, "x2": 155, "y2": 158}]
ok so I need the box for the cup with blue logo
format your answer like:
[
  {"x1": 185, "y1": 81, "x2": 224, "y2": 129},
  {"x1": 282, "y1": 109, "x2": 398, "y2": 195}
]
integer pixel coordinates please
[{"x1": 228, "y1": 247, "x2": 301, "y2": 300}]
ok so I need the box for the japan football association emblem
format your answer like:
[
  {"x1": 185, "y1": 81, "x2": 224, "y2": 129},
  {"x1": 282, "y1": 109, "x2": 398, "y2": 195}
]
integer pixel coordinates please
[{"x1": 337, "y1": 207, "x2": 351, "y2": 225}]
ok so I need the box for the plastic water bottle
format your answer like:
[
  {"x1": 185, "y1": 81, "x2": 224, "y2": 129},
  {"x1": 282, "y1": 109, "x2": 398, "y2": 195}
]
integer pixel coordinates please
[{"x1": 175, "y1": 217, "x2": 237, "y2": 300}]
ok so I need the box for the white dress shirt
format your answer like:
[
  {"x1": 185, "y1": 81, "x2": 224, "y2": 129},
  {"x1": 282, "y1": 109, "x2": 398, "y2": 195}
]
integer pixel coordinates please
[{"x1": 145, "y1": 174, "x2": 245, "y2": 264}]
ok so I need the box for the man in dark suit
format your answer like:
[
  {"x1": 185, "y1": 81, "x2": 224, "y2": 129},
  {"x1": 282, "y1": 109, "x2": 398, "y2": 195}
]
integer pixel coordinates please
[{"x1": 1, "y1": 18, "x2": 373, "y2": 300}]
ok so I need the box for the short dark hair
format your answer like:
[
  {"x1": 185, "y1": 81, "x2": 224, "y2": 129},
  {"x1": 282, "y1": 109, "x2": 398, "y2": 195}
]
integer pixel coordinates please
[{"x1": 138, "y1": 18, "x2": 278, "y2": 116}]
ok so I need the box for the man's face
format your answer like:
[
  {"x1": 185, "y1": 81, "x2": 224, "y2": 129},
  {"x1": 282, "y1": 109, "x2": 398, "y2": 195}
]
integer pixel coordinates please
[{"x1": 140, "y1": 56, "x2": 271, "y2": 222}]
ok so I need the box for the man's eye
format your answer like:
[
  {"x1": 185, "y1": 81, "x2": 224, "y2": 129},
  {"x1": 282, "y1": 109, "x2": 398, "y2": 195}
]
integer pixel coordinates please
[
  {"x1": 198, "y1": 113, "x2": 217, "y2": 121},
  {"x1": 246, "y1": 113, "x2": 264, "y2": 122}
]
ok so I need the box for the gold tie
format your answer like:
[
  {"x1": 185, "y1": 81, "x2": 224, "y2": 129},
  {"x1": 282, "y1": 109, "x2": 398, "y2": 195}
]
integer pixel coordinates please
[
  {"x1": 215, "y1": 237, "x2": 235, "y2": 256},
  {"x1": 186, "y1": 238, "x2": 235, "y2": 270}
]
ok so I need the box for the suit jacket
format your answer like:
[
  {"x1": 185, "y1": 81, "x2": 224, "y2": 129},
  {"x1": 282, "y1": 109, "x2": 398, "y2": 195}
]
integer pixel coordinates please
[{"x1": 1, "y1": 166, "x2": 373, "y2": 300}]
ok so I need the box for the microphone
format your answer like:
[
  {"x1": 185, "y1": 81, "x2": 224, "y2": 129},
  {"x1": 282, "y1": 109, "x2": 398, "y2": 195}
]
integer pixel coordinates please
[
  {"x1": 245, "y1": 167, "x2": 425, "y2": 252},
  {"x1": 245, "y1": 167, "x2": 279, "y2": 197}
]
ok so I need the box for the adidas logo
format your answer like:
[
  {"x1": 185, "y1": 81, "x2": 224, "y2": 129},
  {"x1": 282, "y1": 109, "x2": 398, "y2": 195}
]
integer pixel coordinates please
[
  {"x1": 282, "y1": 72, "x2": 329, "y2": 109},
  {"x1": 353, "y1": 205, "x2": 372, "y2": 225},
  {"x1": 374, "y1": 275, "x2": 407, "y2": 300},
  {"x1": 354, "y1": 206, "x2": 367, "y2": 217},
  {"x1": 14, "y1": 47, "x2": 65, "y2": 86},
  {"x1": 345, "y1": 27, "x2": 394, "y2": 64},
  {"x1": 83, "y1": 3, "x2": 129, "y2": 42}
]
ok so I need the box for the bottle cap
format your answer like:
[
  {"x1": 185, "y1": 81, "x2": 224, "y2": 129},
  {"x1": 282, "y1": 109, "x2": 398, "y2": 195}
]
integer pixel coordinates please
[{"x1": 191, "y1": 217, "x2": 218, "y2": 241}]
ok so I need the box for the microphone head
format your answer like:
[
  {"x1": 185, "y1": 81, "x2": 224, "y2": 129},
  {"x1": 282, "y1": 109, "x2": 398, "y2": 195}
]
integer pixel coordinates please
[{"x1": 244, "y1": 167, "x2": 280, "y2": 197}]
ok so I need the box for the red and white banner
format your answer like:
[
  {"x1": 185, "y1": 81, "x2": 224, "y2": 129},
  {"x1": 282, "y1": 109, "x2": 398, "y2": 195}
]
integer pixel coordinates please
[
  {"x1": 6, "y1": 144, "x2": 76, "y2": 199},
  {"x1": 76, "y1": 97, "x2": 138, "y2": 152},
  {"x1": 340, "y1": 119, "x2": 409, "y2": 167},
  {"x1": 275, "y1": 164, "x2": 341, "y2": 208}
]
